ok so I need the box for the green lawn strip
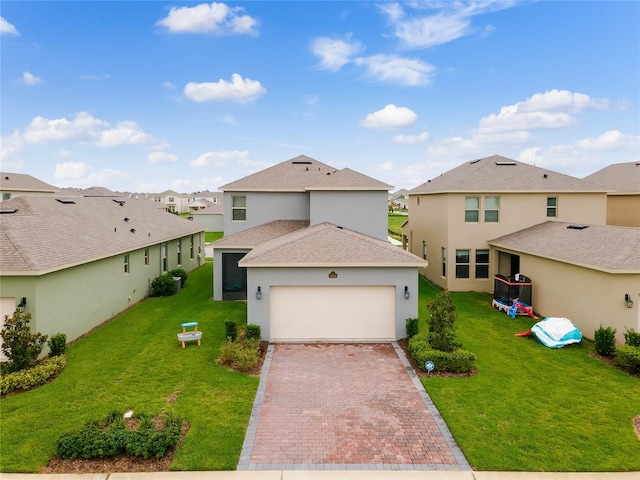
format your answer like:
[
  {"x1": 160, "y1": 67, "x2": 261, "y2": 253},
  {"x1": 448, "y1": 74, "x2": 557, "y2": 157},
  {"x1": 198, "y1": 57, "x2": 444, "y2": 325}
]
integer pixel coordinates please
[
  {"x1": 0, "y1": 262, "x2": 258, "y2": 472},
  {"x1": 205, "y1": 232, "x2": 223, "y2": 243},
  {"x1": 387, "y1": 213, "x2": 407, "y2": 240},
  {"x1": 421, "y1": 289, "x2": 640, "y2": 472}
]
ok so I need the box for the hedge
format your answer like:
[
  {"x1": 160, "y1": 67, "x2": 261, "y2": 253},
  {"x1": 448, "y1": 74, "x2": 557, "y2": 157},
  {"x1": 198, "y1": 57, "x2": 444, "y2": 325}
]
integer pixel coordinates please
[
  {"x1": 408, "y1": 333, "x2": 475, "y2": 373},
  {"x1": 0, "y1": 355, "x2": 67, "y2": 395},
  {"x1": 613, "y1": 345, "x2": 640, "y2": 374}
]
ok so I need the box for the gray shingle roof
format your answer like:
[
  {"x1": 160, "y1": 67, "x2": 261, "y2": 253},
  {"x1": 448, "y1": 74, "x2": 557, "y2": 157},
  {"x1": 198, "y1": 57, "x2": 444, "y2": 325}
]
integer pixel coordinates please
[
  {"x1": 0, "y1": 172, "x2": 58, "y2": 193},
  {"x1": 212, "y1": 220, "x2": 310, "y2": 249},
  {"x1": 219, "y1": 155, "x2": 392, "y2": 192},
  {"x1": 1, "y1": 196, "x2": 204, "y2": 275},
  {"x1": 409, "y1": 155, "x2": 609, "y2": 194},
  {"x1": 239, "y1": 222, "x2": 427, "y2": 267},
  {"x1": 489, "y1": 221, "x2": 640, "y2": 273},
  {"x1": 583, "y1": 162, "x2": 640, "y2": 194}
]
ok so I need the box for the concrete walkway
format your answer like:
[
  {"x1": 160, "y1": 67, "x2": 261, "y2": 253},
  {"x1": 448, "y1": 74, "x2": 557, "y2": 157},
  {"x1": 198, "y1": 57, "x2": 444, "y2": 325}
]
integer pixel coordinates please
[{"x1": 238, "y1": 343, "x2": 469, "y2": 471}]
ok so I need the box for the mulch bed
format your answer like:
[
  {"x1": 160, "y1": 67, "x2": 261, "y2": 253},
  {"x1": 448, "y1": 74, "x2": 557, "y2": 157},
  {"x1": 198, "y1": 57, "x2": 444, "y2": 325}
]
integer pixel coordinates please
[{"x1": 396, "y1": 338, "x2": 478, "y2": 378}]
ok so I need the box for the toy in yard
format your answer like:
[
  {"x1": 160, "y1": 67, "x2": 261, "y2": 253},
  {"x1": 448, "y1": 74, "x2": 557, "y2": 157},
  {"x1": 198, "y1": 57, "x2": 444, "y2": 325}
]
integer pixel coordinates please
[
  {"x1": 177, "y1": 321, "x2": 202, "y2": 348},
  {"x1": 516, "y1": 317, "x2": 582, "y2": 349},
  {"x1": 492, "y1": 274, "x2": 536, "y2": 318}
]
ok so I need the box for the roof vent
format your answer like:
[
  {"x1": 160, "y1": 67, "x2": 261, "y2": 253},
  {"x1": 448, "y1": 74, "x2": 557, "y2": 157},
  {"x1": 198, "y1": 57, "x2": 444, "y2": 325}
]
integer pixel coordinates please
[
  {"x1": 130, "y1": 228, "x2": 136, "y2": 233},
  {"x1": 112, "y1": 199, "x2": 125, "y2": 206},
  {"x1": 495, "y1": 161, "x2": 516, "y2": 166},
  {"x1": 124, "y1": 217, "x2": 129, "y2": 222},
  {"x1": 469, "y1": 159, "x2": 481, "y2": 164},
  {"x1": 567, "y1": 225, "x2": 589, "y2": 230},
  {"x1": 4, "y1": 176, "x2": 9, "y2": 180},
  {"x1": 543, "y1": 174, "x2": 548, "y2": 178},
  {"x1": 0, "y1": 208, "x2": 17, "y2": 214},
  {"x1": 292, "y1": 161, "x2": 312, "y2": 165},
  {"x1": 56, "y1": 199, "x2": 76, "y2": 204}
]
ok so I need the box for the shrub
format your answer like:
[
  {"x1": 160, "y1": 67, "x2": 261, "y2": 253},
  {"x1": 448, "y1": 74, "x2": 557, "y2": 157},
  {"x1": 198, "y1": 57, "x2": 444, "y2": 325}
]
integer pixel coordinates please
[
  {"x1": 169, "y1": 268, "x2": 188, "y2": 287},
  {"x1": 224, "y1": 320, "x2": 238, "y2": 341},
  {"x1": 623, "y1": 327, "x2": 640, "y2": 347},
  {"x1": 0, "y1": 310, "x2": 48, "y2": 374},
  {"x1": 613, "y1": 345, "x2": 640, "y2": 373},
  {"x1": 218, "y1": 338, "x2": 260, "y2": 372},
  {"x1": 408, "y1": 333, "x2": 475, "y2": 374},
  {"x1": 57, "y1": 411, "x2": 183, "y2": 460},
  {"x1": 594, "y1": 325, "x2": 617, "y2": 357},
  {"x1": 245, "y1": 323, "x2": 261, "y2": 341},
  {"x1": 0, "y1": 355, "x2": 67, "y2": 395},
  {"x1": 405, "y1": 318, "x2": 419, "y2": 339},
  {"x1": 48, "y1": 333, "x2": 67, "y2": 358},
  {"x1": 427, "y1": 292, "x2": 461, "y2": 352},
  {"x1": 150, "y1": 273, "x2": 178, "y2": 297}
]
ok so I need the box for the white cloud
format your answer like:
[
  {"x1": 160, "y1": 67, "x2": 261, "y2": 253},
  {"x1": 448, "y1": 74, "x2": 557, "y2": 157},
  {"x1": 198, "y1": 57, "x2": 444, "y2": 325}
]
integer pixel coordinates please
[
  {"x1": 360, "y1": 104, "x2": 417, "y2": 129},
  {"x1": 0, "y1": 16, "x2": 19, "y2": 35},
  {"x1": 148, "y1": 151, "x2": 178, "y2": 164},
  {"x1": 184, "y1": 73, "x2": 266, "y2": 102},
  {"x1": 157, "y1": 2, "x2": 258, "y2": 35},
  {"x1": 81, "y1": 73, "x2": 111, "y2": 81},
  {"x1": 575, "y1": 130, "x2": 640, "y2": 151},
  {"x1": 54, "y1": 161, "x2": 90, "y2": 180},
  {"x1": 354, "y1": 54, "x2": 434, "y2": 87},
  {"x1": 58, "y1": 150, "x2": 71, "y2": 157},
  {"x1": 96, "y1": 121, "x2": 153, "y2": 147},
  {"x1": 54, "y1": 163, "x2": 133, "y2": 189},
  {"x1": 22, "y1": 72, "x2": 42, "y2": 85},
  {"x1": 0, "y1": 130, "x2": 25, "y2": 170},
  {"x1": 392, "y1": 132, "x2": 429, "y2": 144},
  {"x1": 311, "y1": 36, "x2": 364, "y2": 71},
  {"x1": 190, "y1": 150, "x2": 250, "y2": 167},
  {"x1": 163, "y1": 81, "x2": 177, "y2": 89}
]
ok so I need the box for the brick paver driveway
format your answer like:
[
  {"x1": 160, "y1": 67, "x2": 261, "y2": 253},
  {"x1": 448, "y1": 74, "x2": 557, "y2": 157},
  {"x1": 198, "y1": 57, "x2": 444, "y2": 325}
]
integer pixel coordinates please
[{"x1": 238, "y1": 343, "x2": 470, "y2": 471}]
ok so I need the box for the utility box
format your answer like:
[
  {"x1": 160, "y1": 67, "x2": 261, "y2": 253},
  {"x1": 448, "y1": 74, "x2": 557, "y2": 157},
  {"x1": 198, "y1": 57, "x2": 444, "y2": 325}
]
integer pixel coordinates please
[{"x1": 173, "y1": 276, "x2": 182, "y2": 292}]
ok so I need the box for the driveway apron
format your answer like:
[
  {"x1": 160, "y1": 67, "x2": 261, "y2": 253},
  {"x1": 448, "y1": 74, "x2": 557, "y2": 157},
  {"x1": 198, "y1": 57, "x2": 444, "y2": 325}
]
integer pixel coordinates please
[{"x1": 238, "y1": 343, "x2": 470, "y2": 471}]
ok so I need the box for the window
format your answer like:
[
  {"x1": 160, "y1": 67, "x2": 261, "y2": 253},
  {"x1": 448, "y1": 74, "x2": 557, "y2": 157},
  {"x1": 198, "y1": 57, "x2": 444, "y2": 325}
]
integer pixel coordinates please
[
  {"x1": 177, "y1": 239, "x2": 182, "y2": 265},
  {"x1": 154, "y1": 196, "x2": 161, "y2": 202},
  {"x1": 475, "y1": 249, "x2": 490, "y2": 279},
  {"x1": 168, "y1": 197, "x2": 174, "y2": 202},
  {"x1": 547, "y1": 197, "x2": 557, "y2": 217},
  {"x1": 455, "y1": 249, "x2": 470, "y2": 278},
  {"x1": 465, "y1": 197, "x2": 479, "y2": 222},
  {"x1": 161, "y1": 243, "x2": 168, "y2": 272},
  {"x1": 484, "y1": 196, "x2": 499, "y2": 222},
  {"x1": 422, "y1": 241, "x2": 427, "y2": 260},
  {"x1": 232, "y1": 195, "x2": 246, "y2": 221},
  {"x1": 441, "y1": 247, "x2": 447, "y2": 277},
  {"x1": 2, "y1": 193, "x2": 11, "y2": 201},
  {"x1": 144, "y1": 248, "x2": 149, "y2": 266},
  {"x1": 190, "y1": 236, "x2": 194, "y2": 259},
  {"x1": 124, "y1": 254, "x2": 130, "y2": 274}
]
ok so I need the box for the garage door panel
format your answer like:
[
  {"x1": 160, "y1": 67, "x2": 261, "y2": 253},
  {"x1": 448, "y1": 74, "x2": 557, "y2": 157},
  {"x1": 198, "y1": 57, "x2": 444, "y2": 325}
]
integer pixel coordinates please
[{"x1": 270, "y1": 286, "x2": 395, "y2": 341}]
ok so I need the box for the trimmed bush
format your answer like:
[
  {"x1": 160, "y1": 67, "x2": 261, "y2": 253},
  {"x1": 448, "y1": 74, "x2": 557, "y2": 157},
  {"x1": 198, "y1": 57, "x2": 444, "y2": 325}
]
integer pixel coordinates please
[
  {"x1": 169, "y1": 268, "x2": 188, "y2": 287},
  {"x1": 623, "y1": 327, "x2": 640, "y2": 347},
  {"x1": 217, "y1": 338, "x2": 260, "y2": 372},
  {"x1": 0, "y1": 310, "x2": 48, "y2": 374},
  {"x1": 48, "y1": 333, "x2": 67, "y2": 358},
  {"x1": 245, "y1": 323, "x2": 261, "y2": 341},
  {"x1": 594, "y1": 325, "x2": 617, "y2": 357},
  {"x1": 613, "y1": 345, "x2": 640, "y2": 373},
  {"x1": 405, "y1": 318, "x2": 419, "y2": 339},
  {"x1": 57, "y1": 411, "x2": 183, "y2": 460},
  {"x1": 224, "y1": 320, "x2": 238, "y2": 341},
  {"x1": 427, "y1": 292, "x2": 461, "y2": 352},
  {"x1": 0, "y1": 355, "x2": 67, "y2": 395},
  {"x1": 408, "y1": 333, "x2": 475, "y2": 374},
  {"x1": 150, "y1": 273, "x2": 178, "y2": 297}
]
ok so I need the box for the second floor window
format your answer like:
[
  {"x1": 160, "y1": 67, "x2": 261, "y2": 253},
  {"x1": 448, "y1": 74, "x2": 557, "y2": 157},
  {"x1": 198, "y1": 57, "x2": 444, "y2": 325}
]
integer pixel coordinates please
[
  {"x1": 144, "y1": 248, "x2": 149, "y2": 266},
  {"x1": 465, "y1": 197, "x2": 479, "y2": 222},
  {"x1": 484, "y1": 196, "x2": 499, "y2": 222},
  {"x1": 547, "y1": 197, "x2": 557, "y2": 217},
  {"x1": 124, "y1": 254, "x2": 130, "y2": 274},
  {"x1": 232, "y1": 195, "x2": 246, "y2": 221}
]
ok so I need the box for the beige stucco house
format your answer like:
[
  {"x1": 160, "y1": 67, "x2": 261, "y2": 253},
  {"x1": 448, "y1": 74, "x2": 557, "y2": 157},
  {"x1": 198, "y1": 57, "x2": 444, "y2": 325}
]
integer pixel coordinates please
[
  {"x1": 0, "y1": 172, "x2": 58, "y2": 200},
  {"x1": 402, "y1": 155, "x2": 609, "y2": 292},
  {"x1": 0, "y1": 196, "x2": 205, "y2": 345},
  {"x1": 489, "y1": 221, "x2": 640, "y2": 344},
  {"x1": 584, "y1": 161, "x2": 640, "y2": 227}
]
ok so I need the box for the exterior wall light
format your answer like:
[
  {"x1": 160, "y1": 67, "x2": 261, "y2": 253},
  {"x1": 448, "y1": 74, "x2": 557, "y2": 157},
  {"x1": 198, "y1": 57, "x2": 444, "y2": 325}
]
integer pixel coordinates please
[
  {"x1": 625, "y1": 294, "x2": 633, "y2": 308},
  {"x1": 404, "y1": 286, "x2": 410, "y2": 299},
  {"x1": 256, "y1": 286, "x2": 262, "y2": 300},
  {"x1": 18, "y1": 297, "x2": 26, "y2": 309}
]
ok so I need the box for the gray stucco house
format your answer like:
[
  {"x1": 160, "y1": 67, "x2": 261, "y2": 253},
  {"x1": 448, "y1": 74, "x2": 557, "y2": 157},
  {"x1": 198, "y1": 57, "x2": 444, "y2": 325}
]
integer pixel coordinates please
[
  {"x1": 212, "y1": 155, "x2": 426, "y2": 342},
  {"x1": 0, "y1": 196, "x2": 205, "y2": 345}
]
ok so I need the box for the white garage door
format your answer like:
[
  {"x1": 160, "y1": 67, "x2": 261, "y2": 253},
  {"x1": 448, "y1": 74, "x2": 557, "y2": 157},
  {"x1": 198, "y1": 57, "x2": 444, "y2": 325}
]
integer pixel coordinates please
[{"x1": 270, "y1": 285, "x2": 395, "y2": 341}]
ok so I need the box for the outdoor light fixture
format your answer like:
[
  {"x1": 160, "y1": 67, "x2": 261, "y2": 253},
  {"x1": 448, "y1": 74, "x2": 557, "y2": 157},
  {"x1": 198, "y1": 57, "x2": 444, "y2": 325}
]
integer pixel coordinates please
[
  {"x1": 404, "y1": 286, "x2": 410, "y2": 299},
  {"x1": 17, "y1": 297, "x2": 26, "y2": 309},
  {"x1": 256, "y1": 286, "x2": 262, "y2": 300},
  {"x1": 625, "y1": 294, "x2": 633, "y2": 309}
]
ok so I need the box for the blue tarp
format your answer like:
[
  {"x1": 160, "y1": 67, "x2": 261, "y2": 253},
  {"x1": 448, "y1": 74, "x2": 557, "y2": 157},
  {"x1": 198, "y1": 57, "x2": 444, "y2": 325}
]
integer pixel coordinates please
[{"x1": 530, "y1": 317, "x2": 582, "y2": 349}]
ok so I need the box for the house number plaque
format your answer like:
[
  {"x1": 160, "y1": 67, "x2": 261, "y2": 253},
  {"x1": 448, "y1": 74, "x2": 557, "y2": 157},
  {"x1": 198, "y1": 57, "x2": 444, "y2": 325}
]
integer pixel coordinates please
[{"x1": 328, "y1": 271, "x2": 338, "y2": 278}]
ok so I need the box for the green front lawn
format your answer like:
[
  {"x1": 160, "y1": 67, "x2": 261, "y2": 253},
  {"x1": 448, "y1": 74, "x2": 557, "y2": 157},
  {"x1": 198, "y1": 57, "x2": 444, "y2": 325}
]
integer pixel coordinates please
[
  {"x1": 388, "y1": 213, "x2": 407, "y2": 241},
  {"x1": 417, "y1": 276, "x2": 640, "y2": 472},
  {"x1": 0, "y1": 262, "x2": 257, "y2": 472}
]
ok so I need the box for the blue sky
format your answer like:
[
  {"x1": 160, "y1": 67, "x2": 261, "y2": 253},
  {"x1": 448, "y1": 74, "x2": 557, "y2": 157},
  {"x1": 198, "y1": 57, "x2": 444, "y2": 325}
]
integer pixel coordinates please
[{"x1": 1, "y1": 1, "x2": 638, "y2": 193}]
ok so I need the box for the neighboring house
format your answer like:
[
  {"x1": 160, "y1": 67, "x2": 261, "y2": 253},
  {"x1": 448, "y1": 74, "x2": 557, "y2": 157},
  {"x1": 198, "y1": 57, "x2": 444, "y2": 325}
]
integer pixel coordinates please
[
  {"x1": 489, "y1": 221, "x2": 640, "y2": 344},
  {"x1": 56, "y1": 186, "x2": 121, "y2": 197},
  {"x1": 149, "y1": 190, "x2": 223, "y2": 214},
  {"x1": 0, "y1": 172, "x2": 58, "y2": 200},
  {"x1": 583, "y1": 162, "x2": 640, "y2": 227},
  {"x1": 0, "y1": 196, "x2": 205, "y2": 344},
  {"x1": 190, "y1": 198, "x2": 224, "y2": 232},
  {"x1": 213, "y1": 155, "x2": 426, "y2": 342},
  {"x1": 402, "y1": 155, "x2": 608, "y2": 292},
  {"x1": 390, "y1": 189, "x2": 409, "y2": 210}
]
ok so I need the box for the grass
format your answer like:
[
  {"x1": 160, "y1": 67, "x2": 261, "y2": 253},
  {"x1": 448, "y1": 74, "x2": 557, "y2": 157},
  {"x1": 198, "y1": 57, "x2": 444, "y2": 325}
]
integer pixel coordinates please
[
  {"x1": 387, "y1": 212, "x2": 407, "y2": 241},
  {"x1": 416, "y1": 275, "x2": 640, "y2": 472},
  {"x1": 205, "y1": 232, "x2": 223, "y2": 243},
  {"x1": 2, "y1": 267, "x2": 638, "y2": 472},
  {"x1": 0, "y1": 261, "x2": 257, "y2": 473}
]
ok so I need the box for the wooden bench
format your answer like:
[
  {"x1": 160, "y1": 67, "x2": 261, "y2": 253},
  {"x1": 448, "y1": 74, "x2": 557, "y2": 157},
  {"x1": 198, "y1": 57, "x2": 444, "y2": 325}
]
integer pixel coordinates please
[{"x1": 177, "y1": 321, "x2": 202, "y2": 348}]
